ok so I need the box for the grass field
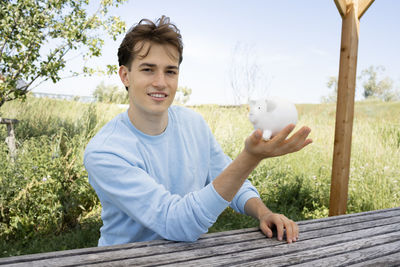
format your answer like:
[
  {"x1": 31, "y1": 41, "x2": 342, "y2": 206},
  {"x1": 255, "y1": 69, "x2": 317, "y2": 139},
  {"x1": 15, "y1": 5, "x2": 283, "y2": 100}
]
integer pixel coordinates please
[{"x1": 0, "y1": 96, "x2": 399, "y2": 257}]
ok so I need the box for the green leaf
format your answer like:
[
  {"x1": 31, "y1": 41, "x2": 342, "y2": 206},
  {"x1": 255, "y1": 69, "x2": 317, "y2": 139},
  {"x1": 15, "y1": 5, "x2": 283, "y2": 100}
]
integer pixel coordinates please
[{"x1": 0, "y1": 0, "x2": 128, "y2": 108}]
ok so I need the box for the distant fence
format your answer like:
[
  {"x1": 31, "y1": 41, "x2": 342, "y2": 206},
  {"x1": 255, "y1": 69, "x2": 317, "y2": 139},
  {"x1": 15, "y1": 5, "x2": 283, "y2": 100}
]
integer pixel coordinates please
[{"x1": 32, "y1": 92, "x2": 95, "y2": 103}]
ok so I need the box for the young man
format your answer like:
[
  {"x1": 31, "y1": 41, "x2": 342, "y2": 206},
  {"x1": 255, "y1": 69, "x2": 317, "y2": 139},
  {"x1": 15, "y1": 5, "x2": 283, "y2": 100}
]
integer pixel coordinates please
[{"x1": 84, "y1": 16, "x2": 312, "y2": 247}]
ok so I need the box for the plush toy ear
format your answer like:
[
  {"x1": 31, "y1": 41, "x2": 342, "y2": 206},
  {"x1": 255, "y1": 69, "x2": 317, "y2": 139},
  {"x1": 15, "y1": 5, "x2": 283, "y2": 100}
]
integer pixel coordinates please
[{"x1": 266, "y1": 99, "x2": 277, "y2": 112}]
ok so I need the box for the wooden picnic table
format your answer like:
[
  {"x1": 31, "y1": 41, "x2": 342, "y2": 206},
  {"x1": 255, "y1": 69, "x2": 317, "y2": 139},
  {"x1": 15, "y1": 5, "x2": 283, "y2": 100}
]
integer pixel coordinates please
[{"x1": 1, "y1": 207, "x2": 399, "y2": 266}]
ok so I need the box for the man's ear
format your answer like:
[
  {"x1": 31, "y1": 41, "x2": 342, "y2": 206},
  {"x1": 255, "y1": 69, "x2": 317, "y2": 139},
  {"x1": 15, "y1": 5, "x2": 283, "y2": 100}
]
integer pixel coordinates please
[{"x1": 119, "y1": 65, "x2": 130, "y2": 89}]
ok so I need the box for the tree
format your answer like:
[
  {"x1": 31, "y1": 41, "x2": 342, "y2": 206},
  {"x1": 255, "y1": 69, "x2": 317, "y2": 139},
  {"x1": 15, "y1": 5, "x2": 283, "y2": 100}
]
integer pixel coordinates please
[
  {"x1": 93, "y1": 81, "x2": 128, "y2": 104},
  {"x1": 359, "y1": 65, "x2": 398, "y2": 102},
  {"x1": 0, "y1": 0, "x2": 127, "y2": 108},
  {"x1": 173, "y1": 86, "x2": 192, "y2": 105},
  {"x1": 321, "y1": 76, "x2": 338, "y2": 103},
  {"x1": 229, "y1": 42, "x2": 269, "y2": 105}
]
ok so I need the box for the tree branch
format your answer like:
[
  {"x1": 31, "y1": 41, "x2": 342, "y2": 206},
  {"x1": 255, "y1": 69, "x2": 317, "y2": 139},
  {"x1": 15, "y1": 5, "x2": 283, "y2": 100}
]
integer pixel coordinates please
[{"x1": 10, "y1": 37, "x2": 40, "y2": 83}]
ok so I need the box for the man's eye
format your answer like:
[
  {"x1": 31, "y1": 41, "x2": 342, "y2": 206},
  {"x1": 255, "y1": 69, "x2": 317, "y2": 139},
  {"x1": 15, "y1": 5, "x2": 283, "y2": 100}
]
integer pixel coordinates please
[
  {"x1": 167, "y1": 70, "x2": 178, "y2": 75},
  {"x1": 141, "y1": 68, "x2": 152, "y2": 72}
]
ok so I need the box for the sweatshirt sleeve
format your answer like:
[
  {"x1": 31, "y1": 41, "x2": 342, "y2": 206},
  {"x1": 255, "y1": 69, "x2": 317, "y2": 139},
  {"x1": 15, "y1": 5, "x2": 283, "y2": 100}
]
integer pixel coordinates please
[
  {"x1": 84, "y1": 150, "x2": 230, "y2": 242},
  {"x1": 230, "y1": 180, "x2": 260, "y2": 214},
  {"x1": 207, "y1": 126, "x2": 261, "y2": 214}
]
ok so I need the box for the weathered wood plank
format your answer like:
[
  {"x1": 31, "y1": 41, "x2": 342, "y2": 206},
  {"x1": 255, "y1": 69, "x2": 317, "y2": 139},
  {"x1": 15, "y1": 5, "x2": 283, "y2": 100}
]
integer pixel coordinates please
[
  {"x1": 208, "y1": 206, "x2": 400, "y2": 239},
  {"x1": 0, "y1": 118, "x2": 19, "y2": 124},
  {"x1": 288, "y1": 239, "x2": 400, "y2": 267},
  {"x1": 55, "y1": 220, "x2": 400, "y2": 267},
  {"x1": 1, "y1": 208, "x2": 398, "y2": 266},
  {"x1": 297, "y1": 206, "x2": 400, "y2": 226},
  {"x1": 298, "y1": 207, "x2": 400, "y2": 231},
  {"x1": 0, "y1": 209, "x2": 400, "y2": 265},
  {"x1": 300, "y1": 215, "x2": 400, "y2": 238},
  {"x1": 172, "y1": 231, "x2": 400, "y2": 267},
  {"x1": 0, "y1": 240, "x2": 172, "y2": 266},
  {"x1": 204, "y1": 207, "x2": 400, "y2": 236},
  {"x1": 349, "y1": 251, "x2": 400, "y2": 266},
  {"x1": 0, "y1": 117, "x2": 19, "y2": 160}
]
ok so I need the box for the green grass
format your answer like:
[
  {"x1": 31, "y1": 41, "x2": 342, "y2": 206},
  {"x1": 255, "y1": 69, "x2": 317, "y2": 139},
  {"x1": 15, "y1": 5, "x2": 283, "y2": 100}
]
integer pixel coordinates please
[
  {"x1": 0, "y1": 97, "x2": 399, "y2": 257},
  {"x1": 0, "y1": 207, "x2": 102, "y2": 257}
]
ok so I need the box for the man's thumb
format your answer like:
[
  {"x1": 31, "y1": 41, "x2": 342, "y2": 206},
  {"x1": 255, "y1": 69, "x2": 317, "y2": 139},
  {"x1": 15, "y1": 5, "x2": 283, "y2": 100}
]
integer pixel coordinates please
[{"x1": 252, "y1": 129, "x2": 262, "y2": 142}]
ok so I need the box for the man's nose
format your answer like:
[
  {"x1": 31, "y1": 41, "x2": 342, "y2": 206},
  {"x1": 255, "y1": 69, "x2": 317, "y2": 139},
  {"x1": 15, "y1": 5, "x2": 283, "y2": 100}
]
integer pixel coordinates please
[{"x1": 152, "y1": 72, "x2": 167, "y2": 89}]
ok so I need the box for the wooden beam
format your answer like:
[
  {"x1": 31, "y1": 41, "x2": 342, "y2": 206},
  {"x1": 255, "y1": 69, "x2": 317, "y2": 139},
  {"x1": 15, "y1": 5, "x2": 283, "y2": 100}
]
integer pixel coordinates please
[
  {"x1": 358, "y1": 0, "x2": 374, "y2": 19},
  {"x1": 334, "y1": 0, "x2": 348, "y2": 17},
  {"x1": 0, "y1": 118, "x2": 19, "y2": 124},
  {"x1": 329, "y1": 1, "x2": 359, "y2": 216},
  {"x1": 0, "y1": 117, "x2": 19, "y2": 161}
]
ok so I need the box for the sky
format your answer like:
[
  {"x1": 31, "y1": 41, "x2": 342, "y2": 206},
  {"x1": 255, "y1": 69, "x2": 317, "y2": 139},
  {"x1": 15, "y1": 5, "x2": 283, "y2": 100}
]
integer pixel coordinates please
[{"x1": 33, "y1": 0, "x2": 400, "y2": 105}]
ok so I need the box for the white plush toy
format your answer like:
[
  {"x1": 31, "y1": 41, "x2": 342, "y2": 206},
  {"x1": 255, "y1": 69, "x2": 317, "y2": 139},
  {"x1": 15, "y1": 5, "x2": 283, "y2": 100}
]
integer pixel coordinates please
[{"x1": 248, "y1": 97, "x2": 298, "y2": 140}]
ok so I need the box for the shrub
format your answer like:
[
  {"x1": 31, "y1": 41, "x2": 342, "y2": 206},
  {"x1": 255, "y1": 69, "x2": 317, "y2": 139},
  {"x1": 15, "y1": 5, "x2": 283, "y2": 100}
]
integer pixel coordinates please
[
  {"x1": 0, "y1": 133, "x2": 98, "y2": 240},
  {"x1": 93, "y1": 82, "x2": 128, "y2": 104},
  {"x1": 0, "y1": 98, "x2": 399, "y2": 257},
  {"x1": 0, "y1": 103, "x2": 100, "y2": 242}
]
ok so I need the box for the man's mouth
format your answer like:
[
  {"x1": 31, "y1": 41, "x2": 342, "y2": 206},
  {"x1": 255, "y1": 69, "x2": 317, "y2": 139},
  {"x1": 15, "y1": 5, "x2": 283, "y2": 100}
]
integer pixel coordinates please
[{"x1": 148, "y1": 92, "x2": 168, "y2": 99}]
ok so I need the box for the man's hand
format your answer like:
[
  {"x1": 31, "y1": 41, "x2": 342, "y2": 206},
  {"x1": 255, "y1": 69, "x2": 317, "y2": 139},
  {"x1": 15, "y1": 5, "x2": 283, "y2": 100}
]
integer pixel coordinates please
[
  {"x1": 259, "y1": 212, "x2": 299, "y2": 243},
  {"x1": 244, "y1": 198, "x2": 299, "y2": 244},
  {"x1": 212, "y1": 124, "x2": 311, "y2": 202},
  {"x1": 244, "y1": 124, "x2": 312, "y2": 160}
]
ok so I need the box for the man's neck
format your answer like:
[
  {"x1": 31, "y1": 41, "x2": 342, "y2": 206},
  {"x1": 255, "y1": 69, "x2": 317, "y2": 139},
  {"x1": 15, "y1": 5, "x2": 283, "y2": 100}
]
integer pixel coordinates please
[{"x1": 127, "y1": 106, "x2": 169, "y2": 136}]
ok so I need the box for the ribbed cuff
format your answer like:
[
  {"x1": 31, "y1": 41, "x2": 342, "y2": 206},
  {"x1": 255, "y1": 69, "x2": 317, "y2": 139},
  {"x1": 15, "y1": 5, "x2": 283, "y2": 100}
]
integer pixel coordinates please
[
  {"x1": 196, "y1": 183, "x2": 230, "y2": 219},
  {"x1": 235, "y1": 190, "x2": 260, "y2": 214}
]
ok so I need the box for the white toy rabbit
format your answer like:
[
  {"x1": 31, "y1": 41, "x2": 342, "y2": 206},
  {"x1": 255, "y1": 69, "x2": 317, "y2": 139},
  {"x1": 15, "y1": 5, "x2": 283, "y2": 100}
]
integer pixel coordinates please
[{"x1": 248, "y1": 97, "x2": 298, "y2": 140}]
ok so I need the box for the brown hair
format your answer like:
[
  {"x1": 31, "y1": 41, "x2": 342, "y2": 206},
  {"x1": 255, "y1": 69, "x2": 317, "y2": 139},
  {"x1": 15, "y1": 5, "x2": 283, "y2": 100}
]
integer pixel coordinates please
[{"x1": 118, "y1": 15, "x2": 183, "y2": 71}]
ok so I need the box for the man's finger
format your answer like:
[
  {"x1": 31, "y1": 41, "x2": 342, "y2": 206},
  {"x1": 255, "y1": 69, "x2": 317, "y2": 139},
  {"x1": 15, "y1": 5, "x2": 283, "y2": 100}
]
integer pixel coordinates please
[
  {"x1": 271, "y1": 124, "x2": 296, "y2": 144},
  {"x1": 260, "y1": 224, "x2": 273, "y2": 238},
  {"x1": 285, "y1": 126, "x2": 311, "y2": 151},
  {"x1": 276, "y1": 219, "x2": 284, "y2": 241},
  {"x1": 294, "y1": 221, "x2": 299, "y2": 241},
  {"x1": 284, "y1": 220, "x2": 293, "y2": 243},
  {"x1": 299, "y1": 138, "x2": 313, "y2": 151},
  {"x1": 252, "y1": 129, "x2": 262, "y2": 142}
]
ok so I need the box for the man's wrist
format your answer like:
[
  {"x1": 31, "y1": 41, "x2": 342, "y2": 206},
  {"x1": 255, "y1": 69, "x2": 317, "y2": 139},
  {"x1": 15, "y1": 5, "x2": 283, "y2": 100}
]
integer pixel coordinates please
[
  {"x1": 257, "y1": 209, "x2": 274, "y2": 221},
  {"x1": 240, "y1": 149, "x2": 263, "y2": 166},
  {"x1": 244, "y1": 197, "x2": 273, "y2": 221}
]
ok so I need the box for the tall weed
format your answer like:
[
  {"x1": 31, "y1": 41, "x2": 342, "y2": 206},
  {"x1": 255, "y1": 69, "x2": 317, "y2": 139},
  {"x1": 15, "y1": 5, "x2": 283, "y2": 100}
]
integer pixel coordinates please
[
  {"x1": 0, "y1": 97, "x2": 123, "y2": 247},
  {"x1": 0, "y1": 97, "x2": 399, "y2": 256}
]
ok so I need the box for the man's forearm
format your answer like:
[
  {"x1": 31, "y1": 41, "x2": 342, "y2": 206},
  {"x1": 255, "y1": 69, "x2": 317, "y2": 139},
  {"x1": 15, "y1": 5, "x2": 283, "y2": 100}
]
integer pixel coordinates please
[
  {"x1": 212, "y1": 149, "x2": 260, "y2": 202},
  {"x1": 212, "y1": 125, "x2": 311, "y2": 203},
  {"x1": 244, "y1": 197, "x2": 273, "y2": 220}
]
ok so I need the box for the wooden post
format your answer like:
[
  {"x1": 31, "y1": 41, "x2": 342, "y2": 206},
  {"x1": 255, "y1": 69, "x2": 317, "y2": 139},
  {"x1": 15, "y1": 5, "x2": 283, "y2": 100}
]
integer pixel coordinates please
[
  {"x1": 0, "y1": 118, "x2": 19, "y2": 161},
  {"x1": 329, "y1": 0, "x2": 374, "y2": 216}
]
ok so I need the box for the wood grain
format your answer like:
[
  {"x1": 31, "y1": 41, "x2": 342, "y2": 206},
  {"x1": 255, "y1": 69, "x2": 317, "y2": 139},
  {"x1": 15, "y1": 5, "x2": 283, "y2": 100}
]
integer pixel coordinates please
[
  {"x1": 1, "y1": 207, "x2": 399, "y2": 267},
  {"x1": 358, "y1": 0, "x2": 375, "y2": 19},
  {"x1": 334, "y1": 0, "x2": 348, "y2": 17},
  {"x1": 329, "y1": 0, "x2": 360, "y2": 216}
]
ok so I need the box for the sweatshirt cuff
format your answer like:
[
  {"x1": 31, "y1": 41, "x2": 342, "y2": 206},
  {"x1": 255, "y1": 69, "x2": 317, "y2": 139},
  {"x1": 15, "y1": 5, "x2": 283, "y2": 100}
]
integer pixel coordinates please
[
  {"x1": 196, "y1": 182, "x2": 230, "y2": 219},
  {"x1": 236, "y1": 190, "x2": 260, "y2": 214}
]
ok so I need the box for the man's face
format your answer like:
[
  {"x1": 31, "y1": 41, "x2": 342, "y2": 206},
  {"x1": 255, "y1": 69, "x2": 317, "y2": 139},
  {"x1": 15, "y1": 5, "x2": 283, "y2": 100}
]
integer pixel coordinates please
[{"x1": 119, "y1": 42, "x2": 180, "y2": 118}]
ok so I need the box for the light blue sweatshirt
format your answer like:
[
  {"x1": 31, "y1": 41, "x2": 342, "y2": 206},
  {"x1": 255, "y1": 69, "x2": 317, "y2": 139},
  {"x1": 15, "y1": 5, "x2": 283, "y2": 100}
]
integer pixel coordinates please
[{"x1": 84, "y1": 106, "x2": 260, "y2": 246}]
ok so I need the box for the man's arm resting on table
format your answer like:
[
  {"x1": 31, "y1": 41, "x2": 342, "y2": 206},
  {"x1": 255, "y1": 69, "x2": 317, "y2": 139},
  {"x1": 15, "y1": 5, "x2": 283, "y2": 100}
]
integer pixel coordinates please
[
  {"x1": 212, "y1": 124, "x2": 311, "y2": 243},
  {"x1": 244, "y1": 197, "x2": 298, "y2": 243}
]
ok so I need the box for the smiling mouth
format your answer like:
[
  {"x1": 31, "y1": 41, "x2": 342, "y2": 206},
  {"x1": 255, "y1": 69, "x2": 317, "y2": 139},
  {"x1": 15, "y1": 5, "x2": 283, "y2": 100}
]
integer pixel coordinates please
[{"x1": 148, "y1": 92, "x2": 168, "y2": 99}]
